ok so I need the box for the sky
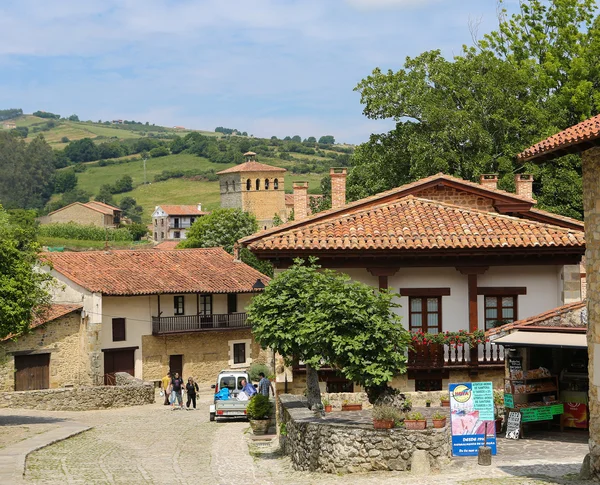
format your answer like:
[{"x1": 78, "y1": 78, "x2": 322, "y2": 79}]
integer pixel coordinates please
[{"x1": 0, "y1": 0, "x2": 518, "y2": 144}]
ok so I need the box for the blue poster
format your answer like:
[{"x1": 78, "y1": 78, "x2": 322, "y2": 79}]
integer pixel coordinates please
[{"x1": 449, "y1": 382, "x2": 497, "y2": 456}]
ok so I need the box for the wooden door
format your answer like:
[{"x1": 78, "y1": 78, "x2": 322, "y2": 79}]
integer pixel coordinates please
[
  {"x1": 15, "y1": 354, "x2": 50, "y2": 391},
  {"x1": 104, "y1": 349, "x2": 135, "y2": 385},
  {"x1": 169, "y1": 355, "x2": 183, "y2": 377}
]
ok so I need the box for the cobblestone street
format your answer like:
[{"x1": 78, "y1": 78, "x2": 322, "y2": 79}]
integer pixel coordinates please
[{"x1": 0, "y1": 392, "x2": 590, "y2": 485}]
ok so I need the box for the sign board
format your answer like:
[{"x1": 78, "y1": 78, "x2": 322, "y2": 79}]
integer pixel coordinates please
[
  {"x1": 504, "y1": 393, "x2": 514, "y2": 408},
  {"x1": 520, "y1": 404, "x2": 564, "y2": 422},
  {"x1": 508, "y1": 357, "x2": 524, "y2": 380},
  {"x1": 449, "y1": 382, "x2": 497, "y2": 456},
  {"x1": 506, "y1": 411, "x2": 521, "y2": 439}
]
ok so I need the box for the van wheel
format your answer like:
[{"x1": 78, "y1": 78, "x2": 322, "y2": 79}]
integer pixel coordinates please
[{"x1": 210, "y1": 412, "x2": 215, "y2": 422}]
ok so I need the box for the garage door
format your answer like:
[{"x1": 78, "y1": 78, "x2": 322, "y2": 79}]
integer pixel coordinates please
[
  {"x1": 103, "y1": 349, "x2": 135, "y2": 385},
  {"x1": 15, "y1": 354, "x2": 50, "y2": 391}
]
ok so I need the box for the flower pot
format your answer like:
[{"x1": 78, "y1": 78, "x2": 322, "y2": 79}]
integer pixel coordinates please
[
  {"x1": 432, "y1": 418, "x2": 447, "y2": 429},
  {"x1": 341, "y1": 404, "x2": 363, "y2": 411},
  {"x1": 373, "y1": 419, "x2": 395, "y2": 429},
  {"x1": 324, "y1": 405, "x2": 333, "y2": 413},
  {"x1": 440, "y1": 400, "x2": 450, "y2": 407},
  {"x1": 404, "y1": 419, "x2": 427, "y2": 430},
  {"x1": 249, "y1": 418, "x2": 271, "y2": 435},
  {"x1": 495, "y1": 418, "x2": 503, "y2": 434}
]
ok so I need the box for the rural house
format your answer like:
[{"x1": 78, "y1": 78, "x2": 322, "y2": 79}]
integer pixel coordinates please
[
  {"x1": 152, "y1": 204, "x2": 209, "y2": 242},
  {"x1": 41, "y1": 248, "x2": 270, "y2": 386},
  {"x1": 42, "y1": 201, "x2": 122, "y2": 228},
  {"x1": 241, "y1": 171, "x2": 585, "y2": 393}
]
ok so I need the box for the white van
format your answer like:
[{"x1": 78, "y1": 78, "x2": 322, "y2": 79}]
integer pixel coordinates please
[{"x1": 209, "y1": 370, "x2": 252, "y2": 421}]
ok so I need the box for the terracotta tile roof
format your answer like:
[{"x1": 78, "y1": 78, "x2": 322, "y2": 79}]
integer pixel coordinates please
[
  {"x1": 153, "y1": 241, "x2": 180, "y2": 250},
  {"x1": 487, "y1": 301, "x2": 586, "y2": 338},
  {"x1": 87, "y1": 200, "x2": 122, "y2": 212},
  {"x1": 527, "y1": 208, "x2": 584, "y2": 229},
  {"x1": 243, "y1": 196, "x2": 585, "y2": 252},
  {"x1": 517, "y1": 114, "x2": 600, "y2": 162},
  {"x1": 216, "y1": 161, "x2": 287, "y2": 174},
  {"x1": 2, "y1": 304, "x2": 83, "y2": 341},
  {"x1": 47, "y1": 202, "x2": 109, "y2": 217},
  {"x1": 157, "y1": 205, "x2": 209, "y2": 216},
  {"x1": 43, "y1": 248, "x2": 269, "y2": 296}
]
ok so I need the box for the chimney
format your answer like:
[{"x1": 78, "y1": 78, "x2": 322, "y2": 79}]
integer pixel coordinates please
[
  {"x1": 233, "y1": 242, "x2": 241, "y2": 262},
  {"x1": 515, "y1": 174, "x2": 534, "y2": 200},
  {"x1": 330, "y1": 167, "x2": 347, "y2": 209},
  {"x1": 293, "y1": 181, "x2": 309, "y2": 221},
  {"x1": 479, "y1": 174, "x2": 498, "y2": 190},
  {"x1": 197, "y1": 202, "x2": 202, "y2": 212}
]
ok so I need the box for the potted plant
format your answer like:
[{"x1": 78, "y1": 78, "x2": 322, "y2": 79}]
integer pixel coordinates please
[
  {"x1": 246, "y1": 394, "x2": 272, "y2": 435},
  {"x1": 322, "y1": 397, "x2": 333, "y2": 413},
  {"x1": 372, "y1": 405, "x2": 400, "y2": 429},
  {"x1": 432, "y1": 412, "x2": 447, "y2": 428},
  {"x1": 440, "y1": 395, "x2": 450, "y2": 407},
  {"x1": 341, "y1": 399, "x2": 363, "y2": 411},
  {"x1": 404, "y1": 411, "x2": 427, "y2": 430},
  {"x1": 425, "y1": 399, "x2": 432, "y2": 408}
]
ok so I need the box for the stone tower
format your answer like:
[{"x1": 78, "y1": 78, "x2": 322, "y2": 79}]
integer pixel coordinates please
[{"x1": 217, "y1": 152, "x2": 287, "y2": 229}]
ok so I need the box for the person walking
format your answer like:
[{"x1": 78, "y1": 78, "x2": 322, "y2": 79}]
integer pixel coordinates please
[
  {"x1": 161, "y1": 371, "x2": 171, "y2": 406},
  {"x1": 170, "y1": 372, "x2": 184, "y2": 409},
  {"x1": 258, "y1": 372, "x2": 274, "y2": 398},
  {"x1": 186, "y1": 377, "x2": 199, "y2": 409}
]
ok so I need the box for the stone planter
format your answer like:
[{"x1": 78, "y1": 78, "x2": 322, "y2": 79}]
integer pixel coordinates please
[
  {"x1": 324, "y1": 405, "x2": 333, "y2": 413},
  {"x1": 341, "y1": 404, "x2": 363, "y2": 411},
  {"x1": 405, "y1": 419, "x2": 427, "y2": 430},
  {"x1": 440, "y1": 400, "x2": 450, "y2": 407},
  {"x1": 373, "y1": 419, "x2": 395, "y2": 429},
  {"x1": 432, "y1": 418, "x2": 447, "y2": 428},
  {"x1": 249, "y1": 418, "x2": 271, "y2": 435}
]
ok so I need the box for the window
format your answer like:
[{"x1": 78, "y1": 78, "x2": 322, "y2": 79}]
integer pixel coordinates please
[
  {"x1": 231, "y1": 181, "x2": 235, "y2": 191},
  {"x1": 161, "y1": 219, "x2": 164, "y2": 226},
  {"x1": 174, "y1": 295, "x2": 185, "y2": 315},
  {"x1": 265, "y1": 178, "x2": 270, "y2": 190},
  {"x1": 255, "y1": 179, "x2": 260, "y2": 190},
  {"x1": 112, "y1": 318, "x2": 126, "y2": 342},
  {"x1": 161, "y1": 232, "x2": 164, "y2": 239},
  {"x1": 225, "y1": 181, "x2": 229, "y2": 192},
  {"x1": 190, "y1": 217, "x2": 195, "y2": 225},
  {"x1": 273, "y1": 178, "x2": 279, "y2": 190},
  {"x1": 154, "y1": 219, "x2": 157, "y2": 226},
  {"x1": 409, "y1": 297, "x2": 441, "y2": 333},
  {"x1": 485, "y1": 296, "x2": 517, "y2": 329},
  {"x1": 199, "y1": 294, "x2": 212, "y2": 315},
  {"x1": 174, "y1": 231, "x2": 180, "y2": 239},
  {"x1": 246, "y1": 179, "x2": 251, "y2": 191},
  {"x1": 227, "y1": 293, "x2": 237, "y2": 313},
  {"x1": 173, "y1": 217, "x2": 180, "y2": 228},
  {"x1": 154, "y1": 232, "x2": 157, "y2": 240},
  {"x1": 233, "y1": 343, "x2": 246, "y2": 364}
]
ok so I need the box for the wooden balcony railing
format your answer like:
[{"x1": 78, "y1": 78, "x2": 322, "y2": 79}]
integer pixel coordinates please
[
  {"x1": 152, "y1": 313, "x2": 249, "y2": 335},
  {"x1": 408, "y1": 342, "x2": 504, "y2": 369}
]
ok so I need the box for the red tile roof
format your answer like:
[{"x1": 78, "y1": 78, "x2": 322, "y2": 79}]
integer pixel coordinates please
[
  {"x1": 243, "y1": 196, "x2": 585, "y2": 252},
  {"x1": 153, "y1": 241, "x2": 180, "y2": 250},
  {"x1": 47, "y1": 202, "x2": 110, "y2": 217},
  {"x1": 157, "y1": 205, "x2": 209, "y2": 216},
  {"x1": 87, "y1": 200, "x2": 122, "y2": 212},
  {"x1": 517, "y1": 114, "x2": 600, "y2": 162},
  {"x1": 216, "y1": 161, "x2": 287, "y2": 174},
  {"x1": 487, "y1": 301, "x2": 586, "y2": 337},
  {"x1": 2, "y1": 304, "x2": 82, "y2": 341},
  {"x1": 43, "y1": 248, "x2": 269, "y2": 296}
]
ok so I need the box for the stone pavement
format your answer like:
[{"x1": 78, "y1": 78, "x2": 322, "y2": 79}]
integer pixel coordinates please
[{"x1": 0, "y1": 392, "x2": 591, "y2": 484}]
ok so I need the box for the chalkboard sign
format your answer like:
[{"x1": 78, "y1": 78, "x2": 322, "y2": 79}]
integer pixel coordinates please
[
  {"x1": 506, "y1": 411, "x2": 521, "y2": 440},
  {"x1": 508, "y1": 357, "x2": 523, "y2": 379}
]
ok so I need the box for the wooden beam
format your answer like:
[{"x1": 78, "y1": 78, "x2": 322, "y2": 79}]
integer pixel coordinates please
[
  {"x1": 477, "y1": 287, "x2": 527, "y2": 295},
  {"x1": 399, "y1": 288, "x2": 451, "y2": 296},
  {"x1": 468, "y1": 274, "x2": 478, "y2": 333},
  {"x1": 379, "y1": 275, "x2": 388, "y2": 290},
  {"x1": 456, "y1": 266, "x2": 489, "y2": 275}
]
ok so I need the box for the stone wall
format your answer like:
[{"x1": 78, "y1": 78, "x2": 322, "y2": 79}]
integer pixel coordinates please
[
  {"x1": 0, "y1": 311, "x2": 93, "y2": 391},
  {"x1": 46, "y1": 204, "x2": 106, "y2": 227},
  {"x1": 141, "y1": 329, "x2": 269, "y2": 385},
  {"x1": 415, "y1": 186, "x2": 495, "y2": 211},
  {"x1": 279, "y1": 394, "x2": 450, "y2": 473},
  {"x1": 583, "y1": 147, "x2": 600, "y2": 476},
  {"x1": 240, "y1": 171, "x2": 286, "y2": 228}
]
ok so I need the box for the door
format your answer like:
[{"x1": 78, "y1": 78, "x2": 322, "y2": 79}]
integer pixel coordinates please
[
  {"x1": 104, "y1": 349, "x2": 135, "y2": 385},
  {"x1": 169, "y1": 355, "x2": 183, "y2": 377},
  {"x1": 15, "y1": 354, "x2": 50, "y2": 391}
]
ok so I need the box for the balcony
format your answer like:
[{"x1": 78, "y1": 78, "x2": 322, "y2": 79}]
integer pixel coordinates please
[
  {"x1": 152, "y1": 313, "x2": 249, "y2": 335},
  {"x1": 408, "y1": 342, "x2": 504, "y2": 370}
]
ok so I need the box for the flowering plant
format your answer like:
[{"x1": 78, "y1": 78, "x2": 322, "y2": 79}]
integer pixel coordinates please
[{"x1": 410, "y1": 329, "x2": 489, "y2": 348}]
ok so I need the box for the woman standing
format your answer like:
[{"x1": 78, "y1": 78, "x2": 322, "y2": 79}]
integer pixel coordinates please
[{"x1": 186, "y1": 377, "x2": 199, "y2": 409}]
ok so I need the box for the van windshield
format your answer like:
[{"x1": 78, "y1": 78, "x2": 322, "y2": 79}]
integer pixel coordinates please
[{"x1": 219, "y1": 375, "x2": 247, "y2": 391}]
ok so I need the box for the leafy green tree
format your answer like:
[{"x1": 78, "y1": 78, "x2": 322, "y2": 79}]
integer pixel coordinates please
[
  {"x1": 96, "y1": 185, "x2": 115, "y2": 205},
  {"x1": 272, "y1": 213, "x2": 283, "y2": 226},
  {"x1": 12, "y1": 126, "x2": 28, "y2": 138},
  {"x1": 149, "y1": 146, "x2": 169, "y2": 158},
  {"x1": 64, "y1": 138, "x2": 99, "y2": 163},
  {"x1": 318, "y1": 135, "x2": 335, "y2": 144},
  {"x1": 306, "y1": 136, "x2": 317, "y2": 143},
  {"x1": 44, "y1": 188, "x2": 91, "y2": 213},
  {"x1": 291, "y1": 135, "x2": 302, "y2": 142},
  {"x1": 119, "y1": 196, "x2": 143, "y2": 223},
  {"x1": 349, "y1": 0, "x2": 599, "y2": 219},
  {"x1": 112, "y1": 175, "x2": 133, "y2": 194},
  {"x1": 180, "y1": 208, "x2": 272, "y2": 276},
  {"x1": 53, "y1": 168, "x2": 77, "y2": 193},
  {"x1": 247, "y1": 258, "x2": 410, "y2": 409},
  {"x1": 125, "y1": 222, "x2": 148, "y2": 241},
  {"x1": 0, "y1": 205, "x2": 52, "y2": 339},
  {"x1": 68, "y1": 114, "x2": 79, "y2": 122}
]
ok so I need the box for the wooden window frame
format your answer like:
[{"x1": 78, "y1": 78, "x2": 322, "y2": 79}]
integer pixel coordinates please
[
  {"x1": 233, "y1": 342, "x2": 246, "y2": 365},
  {"x1": 484, "y1": 295, "x2": 518, "y2": 330},
  {"x1": 199, "y1": 294, "x2": 212, "y2": 315},
  {"x1": 408, "y1": 296, "x2": 442, "y2": 333},
  {"x1": 112, "y1": 318, "x2": 126, "y2": 342},
  {"x1": 174, "y1": 295, "x2": 185, "y2": 316},
  {"x1": 227, "y1": 293, "x2": 237, "y2": 314}
]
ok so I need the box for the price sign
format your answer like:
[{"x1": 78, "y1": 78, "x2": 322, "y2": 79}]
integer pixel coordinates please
[
  {"x1": 550, "y1": 404, "x2": 564, "y2": 415},
  {"x1": 521, "y1": 406, "x2": 554, "y2": 422},
  {"x1": 504, "y1": 393, "x2": 514, "y2": 408},
  {"x1": 506, "y1": 411, "x2": 521, "y2": 439},
  {"x1": 508, "y1": 357, "x2": 523, "y2": 379}
]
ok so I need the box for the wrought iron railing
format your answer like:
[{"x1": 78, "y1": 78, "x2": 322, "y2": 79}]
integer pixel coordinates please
[{"x1": 151, "y1": 313, "x2": 249, "y2": 334}]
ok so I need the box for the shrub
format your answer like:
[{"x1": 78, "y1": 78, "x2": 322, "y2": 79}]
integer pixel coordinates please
[
  {"x1": 61, "y1": 136, "x2": 70, "y2": 143},
  {"x1": 39, "y1": 223, "x2": 133, "y2": 242},
  {"x1": 372, "y1": 405, "x2": 402, "y2": 421},
  {"x1": 406, "y1": 412, "x2": 424, "y2": 421},
  {"x1": 432, "y1": 412, "x2": 446, "y2": 420},
  {"x1": 248, "y1": 363, "x2": 271, "y2": 382},
  {"x1": 246, "y1": 394, "x2": 272, "y2": 420}
]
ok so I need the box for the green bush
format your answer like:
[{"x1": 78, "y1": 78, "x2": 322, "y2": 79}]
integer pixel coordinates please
[
  {"x1": 39, "y1": 223, "x2": 133, "y2": 241},
  {"x1": 248, "y1": 363, "x2": 271, "y2": 382},
  {"x1": 372, "y1": 405, "x2": 403, "y2": 421},
  {"x1": 246, "y1": 394, "x2": 272, "y2": 420}
]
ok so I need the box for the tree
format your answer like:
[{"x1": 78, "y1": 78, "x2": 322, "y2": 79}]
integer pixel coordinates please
[
  {"x1": 68, "y1": 114, "x2": 80, "y2": 122},
  {"x1": 272, "y1": 213, "x2": 283, "y2": 226},
  {"x1": 306, "y1": 136, "x2": 317, "y2": 143},
  {"x1": 112, "y1": 175, "x2": 133, "y2": 194},
  {"x1": 53, "y1": 169, "x2": 77, "y2": 193},
  {"x1": 96, "y1": 185, "x2": 115, "y2": 205},
  {"x1": 0, "y1": 205, "x2": 52, "y2": 339},
  {"x1": 318, "y1": 135, "x2": 335, "y2": 144},
  {"x1": 179, "y1": 208, "x2": 272, "y2": 276},
  {"x1": 349, "y1": 0, "x2": 599, "y2": 220},
  {"x1": 291, "y1": 135, "x2": 302, "y2": 142},
  {"x1": 64, "y1": 138, "x2": 99, "y2": 163},
  {"x1": 44, "y1": 188, "x2": 91, "y2": 213},
  {"x1": 119, "y1": 196, "x2": 143, "y2": 223},
  {"x1": 12, "y1": 127, "x2": 28, "y2": 138},
  {"x1": 247, "y1": 258, "x2": 410, "y2": 409},
  {"x1": 125, "y1": 222, "x2": 148, "y2": 241}
]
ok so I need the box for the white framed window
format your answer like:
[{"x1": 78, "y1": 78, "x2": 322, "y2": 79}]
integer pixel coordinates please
[{"x1": 228, "y1": 339, "x2": 252, "y2": 368}]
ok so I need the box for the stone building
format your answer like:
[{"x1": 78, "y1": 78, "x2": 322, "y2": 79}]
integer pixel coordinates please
[
  {"x1": 242, "y1": 171, "x2": 586, "y2": 393},
  {"x1": 217, "y1": 152, "x2": 287, "y2": 229},
  {"x1": 42, "y1": 248, "x2": 271, "y2": 385},
  {"x1": 0, "y1": 304, "x2": 89, "y2": 391},
  {"x1": 41, "y1": 201, "x2": 122, "y2": 228},
  {"x1": 151, "y1": 204, "x2": 208, "y2": 242},
  {"x1": 516, "y1": 114, "x2": 600, "y2": 477}
]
